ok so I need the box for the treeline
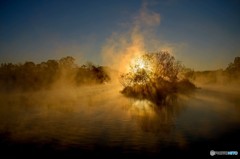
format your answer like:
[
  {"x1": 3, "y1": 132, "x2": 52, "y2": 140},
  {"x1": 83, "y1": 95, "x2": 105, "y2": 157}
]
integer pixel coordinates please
[
  {"x1": 0, "y1": 56, "x2": 110, "y2": 91},
  {"x1": 184, "y1": 57, "x2": 240, "y2": 84}
]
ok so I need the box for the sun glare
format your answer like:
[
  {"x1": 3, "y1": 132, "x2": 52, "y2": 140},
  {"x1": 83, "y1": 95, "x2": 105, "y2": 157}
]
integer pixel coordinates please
[
  {"x1": 129, "y1": 56, "x2": 153, "y2": 74},
  {"x1": 138, "y1": 58, "x2": 145, "y2": 69},
  {"x1": 129, "y1": 57, "x2": 146, "y2": 73}
]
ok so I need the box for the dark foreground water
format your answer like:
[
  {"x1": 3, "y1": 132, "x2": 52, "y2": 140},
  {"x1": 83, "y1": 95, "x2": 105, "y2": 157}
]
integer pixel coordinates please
[{"x1": 0, "y1": 84, "x2": 239, "y2": 158}]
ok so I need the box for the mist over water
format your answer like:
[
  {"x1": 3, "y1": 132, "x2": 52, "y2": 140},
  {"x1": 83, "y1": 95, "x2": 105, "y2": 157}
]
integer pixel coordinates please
[
  {"x1": 0, "y1": 82, "x2": 239, "y2": 158},
  {"x1": 0, "y1": 1, "x2": 239, "y2": 158}
]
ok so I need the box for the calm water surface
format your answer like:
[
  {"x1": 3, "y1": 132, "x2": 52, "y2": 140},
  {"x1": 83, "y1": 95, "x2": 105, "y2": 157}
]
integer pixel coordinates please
[{"x1": 0, "y1": 84, "x2": 239, "y2": 158}]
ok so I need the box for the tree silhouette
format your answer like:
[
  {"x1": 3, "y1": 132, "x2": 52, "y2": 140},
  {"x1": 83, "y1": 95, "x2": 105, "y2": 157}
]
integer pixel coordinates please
[
  {"x1": 0, "y1": 56, "x2": 110, "y2": 91},
  {"x1": 225, "y1": 56, "x2": 240, "y2": 81},
  {"x1": 120, "y1": 51, "x2": 196, "y2": 104},
  {"x1": 226, "y1": 57, "x2": 240, "y2": 73}
]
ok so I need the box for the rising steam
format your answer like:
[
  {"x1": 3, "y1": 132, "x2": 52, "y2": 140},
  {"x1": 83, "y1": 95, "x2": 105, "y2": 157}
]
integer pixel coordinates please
[{"x1": 101, "y1": 2, "x2": 165, "y2": 74}]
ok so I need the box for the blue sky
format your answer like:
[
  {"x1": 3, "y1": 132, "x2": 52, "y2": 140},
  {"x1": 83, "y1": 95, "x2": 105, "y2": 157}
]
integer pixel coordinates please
[{"x1": 0, "y1": 0, "x2": 239, "y2": 70}]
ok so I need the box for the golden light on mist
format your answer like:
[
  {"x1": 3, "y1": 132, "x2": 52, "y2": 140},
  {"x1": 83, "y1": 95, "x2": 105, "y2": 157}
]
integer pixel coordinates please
[
  {"x1": 129, "y1": 56, "x2": 143, "y2": 73},
  {"x1": 133, "y1": 57, "x2": 146, "y2": 70},
  {"x1": 101, "y1": 1, "x2": 163, "y2": 75},
  {"x1": 125, "y1": 54, "x2": 156, "y2": 85},
  {"x1": 128, "y1": 55, "x2": 153, "y2": 74},
  {"x1": 130, "y1": 100, "x2": 155, "y2": 117}
]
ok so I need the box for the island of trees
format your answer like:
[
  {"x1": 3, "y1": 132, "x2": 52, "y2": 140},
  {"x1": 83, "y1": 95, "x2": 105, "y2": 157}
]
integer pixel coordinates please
[
  {"x1": 120, "y1": 51, "x2": 196, "y2": 104},
  {"x1": 119, "y1": 51, "x2": 240, "y2": 104}
]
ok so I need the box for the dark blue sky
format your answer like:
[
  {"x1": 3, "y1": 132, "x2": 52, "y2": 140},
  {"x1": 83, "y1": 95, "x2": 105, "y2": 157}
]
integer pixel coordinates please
[{"x1": 0, "y1": 0, "x2": 239, "y2": 70}]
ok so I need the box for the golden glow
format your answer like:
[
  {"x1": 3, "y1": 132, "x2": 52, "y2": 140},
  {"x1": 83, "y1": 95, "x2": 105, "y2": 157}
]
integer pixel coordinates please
[
  {"x1": 138, "y1": 58, "x2": 145, "y2": 69},
  {"x1": 129, "y1": 100, "x2": 155, "y2": 117},
  {"x1": 129, "y1": 55, "x2": 153, "y2": 75},
  {"x1": 131, "y1": 57, "x2": 145, "y2": 73}
]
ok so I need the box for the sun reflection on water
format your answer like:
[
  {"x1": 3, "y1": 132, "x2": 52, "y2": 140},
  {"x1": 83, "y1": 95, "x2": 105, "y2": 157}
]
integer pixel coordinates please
[{"x1": 130, "y1": 100, "x2": 155, "y2": 117}]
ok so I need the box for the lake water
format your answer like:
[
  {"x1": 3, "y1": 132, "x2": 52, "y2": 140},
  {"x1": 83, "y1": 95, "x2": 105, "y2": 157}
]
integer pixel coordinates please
[{"x1": 0, "y1": 84, "x2": 240, "y2": 158}]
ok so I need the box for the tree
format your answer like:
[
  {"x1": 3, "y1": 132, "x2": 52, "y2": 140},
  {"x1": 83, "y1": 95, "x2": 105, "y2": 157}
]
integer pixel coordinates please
[
  {"x1": 226, "y1": 57, "x2": 240, "y2": 73},
  {"x1": 120, "y1": 51, "x2": 183, "y2": 87},
  {"x1": 0, "y1": 56, "x2": 111, "y2": 91},
  {"x1": 226, "y1": 57, "x2": 240, "y2": 80},
  {"x1": 120, "y1": 51, "x2": 195, "y2": 104},
  {"x1": 59, "y1": 56, "x2": 76, "y2": 69}
]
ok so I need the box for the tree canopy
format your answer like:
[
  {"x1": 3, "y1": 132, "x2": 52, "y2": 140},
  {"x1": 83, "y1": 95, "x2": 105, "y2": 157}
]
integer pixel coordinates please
[
  {"x1": 120, "y1": 51, "x2": 196, "y2": 104},
  {"x1": 0, "y1": 56, "x2": 110, "y2": 91}
]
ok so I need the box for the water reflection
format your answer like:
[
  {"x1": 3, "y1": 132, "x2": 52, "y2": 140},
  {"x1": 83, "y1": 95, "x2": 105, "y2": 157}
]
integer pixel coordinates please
[
  {"x1": 0, "y1": 85, "x2": 240, "y2": 157},
  {"x1": 126, "y1": 95, "x2": 185, "y2": 135}
]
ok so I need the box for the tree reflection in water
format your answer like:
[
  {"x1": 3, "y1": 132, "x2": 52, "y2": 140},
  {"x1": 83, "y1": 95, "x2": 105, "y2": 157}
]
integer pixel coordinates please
[{"x1": 126, "y1": 95, "x2": 185, "y2": 135}]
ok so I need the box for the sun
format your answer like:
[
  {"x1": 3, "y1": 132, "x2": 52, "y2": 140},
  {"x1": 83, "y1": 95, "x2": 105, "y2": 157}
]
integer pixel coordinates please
[
  {"x1": 137, "y1": 58, "x2": 146, "y2": 69},
  {"x1": 130, "y1": 56, "x2": 153, "y2": 74},
  {"x1": 125, "y1": 55, "x2": 154, "y2": 86},
  {"x1": 136, "y1": 58, "x2": 145, "y2": 69},
  {"x1": 121, "y1": 53, "x2": 156, "y2": 87}
]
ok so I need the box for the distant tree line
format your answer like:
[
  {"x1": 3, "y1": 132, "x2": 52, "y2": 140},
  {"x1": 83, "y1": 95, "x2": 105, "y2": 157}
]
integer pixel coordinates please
[
  {"x1": 226, "y1": 57, "x2": 240, "y2": 78},
  {"x1": 0, "y1": 56, "x2": 110, "y2": 91},
  {"x1": 183, "y1": 56, "x2": 240, "y2": 84}
]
